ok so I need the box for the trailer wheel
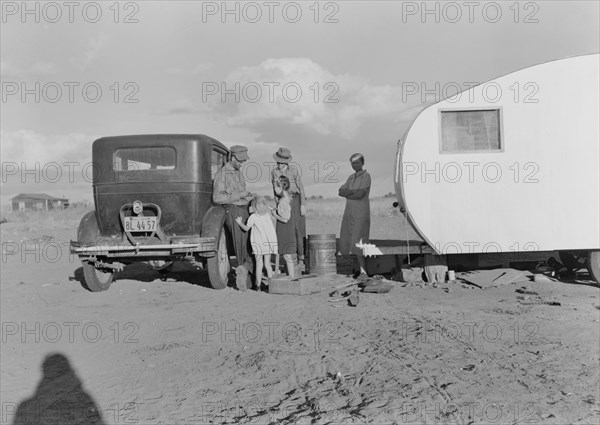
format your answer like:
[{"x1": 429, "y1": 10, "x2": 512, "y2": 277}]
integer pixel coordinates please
[
  {"x1": 82, "y1": 262, "x2": 114, "y2": 292},
  {"x1": 588, "y1": 251, "x2": 600, "y2": 284},
  {"x1": 207, "y1": 228, "x2": 230, "y2": 289},
  {"x1": 558, "y1": 251, "x2": 588, "y2": 271}
]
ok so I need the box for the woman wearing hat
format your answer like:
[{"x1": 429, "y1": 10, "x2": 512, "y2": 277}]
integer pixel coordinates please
[
  {"x1": 339, "y1": 153, "x2": 371, "y2": 279},
  {"x1": 271, "y1": 147, "x2": 307, "y2": 272}
]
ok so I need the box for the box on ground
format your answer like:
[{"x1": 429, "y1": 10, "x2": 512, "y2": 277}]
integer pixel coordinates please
[{"x1": 269, "y1": 275, "x2": 321, "y2": 295}]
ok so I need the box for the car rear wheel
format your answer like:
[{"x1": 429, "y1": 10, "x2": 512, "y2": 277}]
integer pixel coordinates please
[
  {"x1": 82, "y1": 262, "x2": 114, "y2": 292},
  {"x1": 207, "y1": 228, "x2": 230, "y2": 289},
  {"x1": 588, "y1": 251, "x2": 600, "y2": 283}
]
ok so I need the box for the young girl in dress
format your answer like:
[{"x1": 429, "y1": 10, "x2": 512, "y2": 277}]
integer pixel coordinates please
[
  {"x1": 271, "y1": 176, "x2": 297, "y2": 278},
  {"x1": 235, "y1": 196, "x2": 278, "y2": 289}
]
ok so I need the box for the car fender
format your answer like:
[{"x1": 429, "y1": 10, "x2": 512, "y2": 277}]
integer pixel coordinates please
[
  {"x1": 201, "y1": 206, "x2": 226, "y2": 240},
  {"x1": 77, "y1": 211, "x2": 100, "y2": 244}
]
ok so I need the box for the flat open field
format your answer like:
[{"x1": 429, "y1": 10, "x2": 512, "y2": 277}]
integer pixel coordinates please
[
  {"x1": 1, "y1": 200, "x2": 599, "y2": 424},
  {"x1": 304, "y1": 197, "x2": 422, "y2": 241}
]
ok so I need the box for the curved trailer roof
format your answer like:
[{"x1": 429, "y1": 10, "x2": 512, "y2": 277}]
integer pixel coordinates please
[{"x1": 395, "y1": 54, "x2": 600, "y2": 255}]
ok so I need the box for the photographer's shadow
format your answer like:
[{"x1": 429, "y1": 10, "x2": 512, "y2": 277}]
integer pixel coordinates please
[{"x1": 12, "y1": 353, "x2": 105, "y2": 425}]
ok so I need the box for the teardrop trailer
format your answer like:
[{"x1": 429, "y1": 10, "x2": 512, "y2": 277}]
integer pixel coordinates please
[
  {"x1": 70, "y1": 134, "x2": 234, "y2": 291},
  {"x1": 393, "y1": 54, "x2": 600, "y2": 282}
]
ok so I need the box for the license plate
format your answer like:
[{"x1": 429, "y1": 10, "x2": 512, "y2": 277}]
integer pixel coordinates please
[{"x1": 124, "y1": 216, "x2": 157, "y2": 232}]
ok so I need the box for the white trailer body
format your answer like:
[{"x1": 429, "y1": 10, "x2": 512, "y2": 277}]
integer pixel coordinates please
[{"x1": 395, "y1": 54, "x2": 600, "y2": 258}]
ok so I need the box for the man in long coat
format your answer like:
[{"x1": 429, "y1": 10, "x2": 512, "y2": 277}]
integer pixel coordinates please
[{"x1": 339, "y1": 153, "x2": 371, "y2": 278}]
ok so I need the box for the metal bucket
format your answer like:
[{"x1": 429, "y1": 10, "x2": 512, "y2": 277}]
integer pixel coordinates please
[{"x1": 308, "y1": 234, "x2": 337, "y2": 275}]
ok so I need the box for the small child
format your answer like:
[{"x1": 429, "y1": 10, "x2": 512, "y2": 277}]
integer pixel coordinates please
[
  {"x1": 235, "y1": 196, "x2": 278, "y2": 289},
  {"x1": 271, "y1": 176, "x2": 297, "y2": 278}
]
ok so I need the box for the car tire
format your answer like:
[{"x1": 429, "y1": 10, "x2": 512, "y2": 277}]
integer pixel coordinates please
[
  {"x1": 588, "y1": 251, "x2": 600, "y2": 284},
  {"x1": 207, "y1": 228, "x2": 230, "y2": 289},
  {"x1": 83, "y1": 262, "x2": 114, "y2": 292}
]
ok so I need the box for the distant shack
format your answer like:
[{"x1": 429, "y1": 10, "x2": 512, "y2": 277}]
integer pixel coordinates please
[{"x1": 10, "y1": 193, "x2": 69, "y2": 211}]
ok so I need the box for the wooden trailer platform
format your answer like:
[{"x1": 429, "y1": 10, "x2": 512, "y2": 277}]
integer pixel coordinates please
[
  {"x1": 346, "y1": 239, "x2": 434, "y2": 275},
  {"x1": 357, "y1": 239, "x2": 434, "y2": 256},
  {"x1": 353, "y1": 240, "x2": 561, "y2": 277}
]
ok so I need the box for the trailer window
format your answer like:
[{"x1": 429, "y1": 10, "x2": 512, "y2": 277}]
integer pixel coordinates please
[
  {"x1": 440, "y1": 109, "x2": 502, "y2": 153},
  {"x1": 113, "y1": 147, "x2": 176, "y2": 171}
]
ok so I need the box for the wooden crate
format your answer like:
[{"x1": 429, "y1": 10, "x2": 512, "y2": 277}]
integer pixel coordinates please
[{"x1": 269, "y1": 275, "x2": 320, "y2": 295}]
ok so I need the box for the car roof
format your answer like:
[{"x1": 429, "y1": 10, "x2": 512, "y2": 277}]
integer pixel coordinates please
[{"x1": 92, "y1": 134, "x2": 229, "y2": 152}]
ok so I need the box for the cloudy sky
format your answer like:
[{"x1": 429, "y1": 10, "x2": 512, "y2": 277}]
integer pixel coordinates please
[{"x1": 1, "y1": 0, "x2": 598, "y2": 204}]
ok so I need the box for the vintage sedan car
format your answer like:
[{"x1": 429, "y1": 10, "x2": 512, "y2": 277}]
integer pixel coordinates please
[{"x1": 70, "y1": 134, "x2": 232, "y2": 291}]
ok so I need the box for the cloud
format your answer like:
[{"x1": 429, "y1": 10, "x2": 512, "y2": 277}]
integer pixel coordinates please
[
  {"x1": 163, "y1": 98, "x2": 199, "y2": 115},
  {"x1": 166, "y1": 63, "x2": 214, "y2": 76},
  {"x1": 28, "y1": 61, "x2": 59, "y2": 77},
  {"x1": 205, "y1": 58, "x2": 414, "y2": 139},
  {"x1": 1, "y1": 130, "x2": 98, "y2": 203},
  {"x1": 187, "y1": 59, "x2": 421, "y2": 198},
  {"x1": 1, "y1": 130, "x2": 94, "y2": 165},
  {"x1": 1, "y1": 60, "x2": 59, "y2": 78},
  {"x1": 394, "y1": 103, "x2": 428, "y2": 124},
  {"x1": 154, "y1": 58, "x2": 423, "y2": 199},
  {"x1": 1, "y1": 61, "x2": 23, "y2": 78},
  {"x1": 160, "y1": 98, "x2": 212, "y2": 115},
  {"x1": 71, "y1": 33, "x2": 108, "y2": 71}
]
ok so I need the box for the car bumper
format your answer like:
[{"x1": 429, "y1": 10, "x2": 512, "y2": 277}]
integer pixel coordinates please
[{"x1": 70, "y1": 236, "x2": 216, "y2": 257}]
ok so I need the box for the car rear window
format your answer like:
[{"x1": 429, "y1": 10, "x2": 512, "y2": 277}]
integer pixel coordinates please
[
  {"x1": 113, "y1": 147, "x2": 176, "y2": 171},
  {"x1": 211, "y1": 149, "x2": 226, "y2": 180}
]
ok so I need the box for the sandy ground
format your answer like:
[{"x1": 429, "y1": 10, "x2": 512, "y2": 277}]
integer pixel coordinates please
[{"x1": 1, "y1": 209, "x2": 599, "y2": 425}]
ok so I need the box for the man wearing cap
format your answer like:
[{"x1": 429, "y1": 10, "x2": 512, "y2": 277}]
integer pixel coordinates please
[
  {"x1": 271, "y1": 147, "x2": 307, "y2": 268},
  {"x1": 213, "y1": 145, "x2": 254, "y2": 290}
]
